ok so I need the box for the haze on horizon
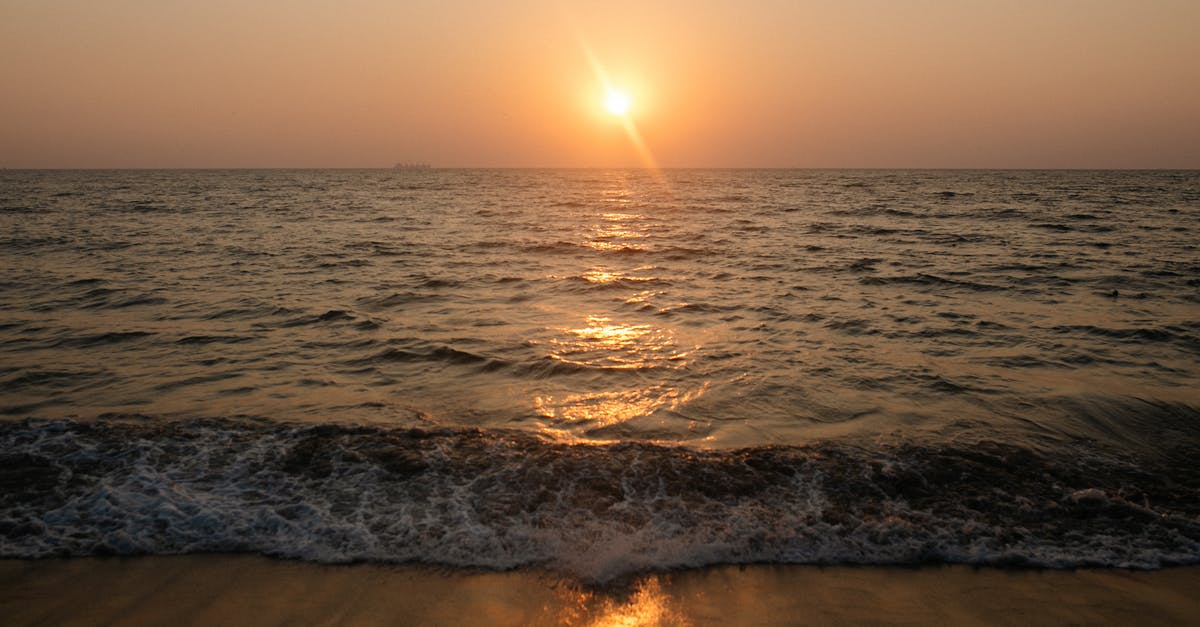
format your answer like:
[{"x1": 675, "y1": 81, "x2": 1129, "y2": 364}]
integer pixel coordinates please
[{"x1": 2, "y1": 0, "x2": 1197, "y2": 169}]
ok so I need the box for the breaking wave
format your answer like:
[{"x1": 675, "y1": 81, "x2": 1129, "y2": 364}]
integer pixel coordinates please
[{"x1": 2, "y1": 417, "x2": 1198, "y2": 582}]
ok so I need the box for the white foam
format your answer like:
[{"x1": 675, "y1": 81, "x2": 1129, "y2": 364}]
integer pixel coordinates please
[{"x1": 1, "y1": 419, "x2": 1198, "y2": 582}]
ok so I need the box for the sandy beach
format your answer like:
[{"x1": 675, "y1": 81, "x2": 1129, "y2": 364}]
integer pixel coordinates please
[{"x1": 3, "y1": 556, "x2": 1198, "y2": 626}]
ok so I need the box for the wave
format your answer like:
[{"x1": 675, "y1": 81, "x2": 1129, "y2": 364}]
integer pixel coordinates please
[
  {"x1": 1, "y1": 417, "x2": 1197, "y2": 582},
  {"x1": 278, "y1": 309, "x2": 358, "y2": 328},
  {"x1": 352, "y1": 345, "x2": 490, "y2": 367},
  {"x1": 55, "y1": 331, "x2": 155, "y2": 348},
  {"x1": 355, "y1": 291, "x2": 448, "y2": 309},
  {"x1": 1050, "y1": 325, "x2": 1200, "y2": 350},
  {"x1": 859, "y1": 273, "x2": 1005, "y2": 292}
]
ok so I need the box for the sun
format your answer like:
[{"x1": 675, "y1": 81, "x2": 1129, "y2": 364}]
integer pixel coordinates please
[{"x1": 605, "y1": 90, "x2": 631, "y2": 116}]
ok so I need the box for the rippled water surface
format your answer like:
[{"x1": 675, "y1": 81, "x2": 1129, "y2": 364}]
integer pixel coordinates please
[
  {"x1": 2, "y1": 169, "x2": 1198, "y2": 576},
  {"x1": 4, "y1": 169, "x2": 1197, "y2": 446}
]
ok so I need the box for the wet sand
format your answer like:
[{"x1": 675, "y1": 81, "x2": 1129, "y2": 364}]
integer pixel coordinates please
[{"x1": 2, "y1": 556, "x2": 1198, "y2": 625}]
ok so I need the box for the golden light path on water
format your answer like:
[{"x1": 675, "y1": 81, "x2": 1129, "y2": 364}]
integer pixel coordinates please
[{"x1": 533, "y1": 179, "x2": 707, "y2": 439}]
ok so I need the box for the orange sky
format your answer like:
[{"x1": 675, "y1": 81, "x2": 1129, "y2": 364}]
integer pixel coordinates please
[{"x1": 2, "y1": 0, "x2": 1197, "y2": 168}]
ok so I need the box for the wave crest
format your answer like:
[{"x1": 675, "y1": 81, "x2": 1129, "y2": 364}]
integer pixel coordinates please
[{"x1": 1, "y1": 418, "x2": 1197, "y2": 582}]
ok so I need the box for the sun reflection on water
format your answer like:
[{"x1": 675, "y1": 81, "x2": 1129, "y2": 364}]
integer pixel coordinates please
[
  {"x1": 535, "y1": 314, "x2": 706, "y2": 433},
  {"x1": 534, "y1": 384, "x2": 708, "y2": 431},
  {"x1": 554, "y1": 577, "x2": 687, "y2": 627},
  {"x1": 534, "y1": 173, "x2": 707, "y2": 438},
  {"x1": 582, "y1": 269, "x2": 624, "y2": 284},
  {"x1": 583, "y1": 211, "x2": 650, "y2": 252},
  {"x1": 547, "y1": 315, "x2": 687, "y2": 371},
  {"x1": 581, "y1": 267, "x2": 659, "y2": 285}
]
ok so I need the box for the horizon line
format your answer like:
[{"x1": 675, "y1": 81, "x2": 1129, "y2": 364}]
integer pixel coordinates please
[{"x1": 3, "y1": 166, "x2": 1198, "y2": 172}]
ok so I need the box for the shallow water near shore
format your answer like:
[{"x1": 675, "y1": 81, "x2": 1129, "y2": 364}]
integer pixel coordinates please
[{"x1": 1, "y1": 169, "x2": 1198, "y2": 577}]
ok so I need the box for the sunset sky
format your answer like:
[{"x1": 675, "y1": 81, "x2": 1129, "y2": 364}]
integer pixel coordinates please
[{"x1": 2, "y1": 0, "x2": 1197, "y2": 169}]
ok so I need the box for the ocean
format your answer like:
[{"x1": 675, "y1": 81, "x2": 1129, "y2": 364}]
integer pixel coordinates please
[{"x1": 1, "y1": 168, "x2": 1198, "y2": 582}]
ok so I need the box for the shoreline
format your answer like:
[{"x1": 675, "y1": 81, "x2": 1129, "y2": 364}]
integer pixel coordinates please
[{"x1": 3, "y1": 556, "x2": 1199, "y2": 625}]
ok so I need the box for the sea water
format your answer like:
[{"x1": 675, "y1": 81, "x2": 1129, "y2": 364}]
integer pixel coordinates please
[{"x1": 1, "y1": 169, "x2": 1197, "y2": 580}]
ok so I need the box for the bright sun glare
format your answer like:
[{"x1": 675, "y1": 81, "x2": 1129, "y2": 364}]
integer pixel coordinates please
[{"x1": 605, "y1": 90, "x2": 631, "y2": 116}]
